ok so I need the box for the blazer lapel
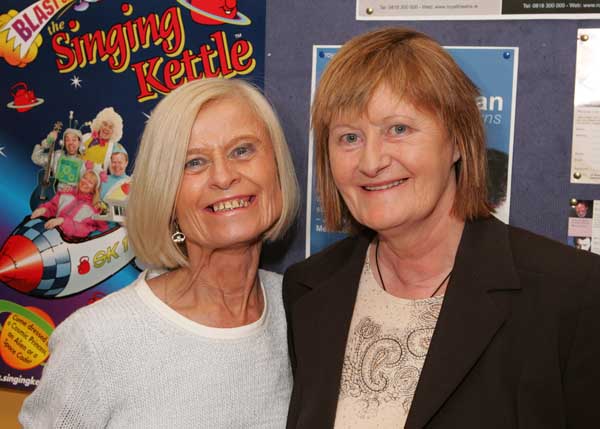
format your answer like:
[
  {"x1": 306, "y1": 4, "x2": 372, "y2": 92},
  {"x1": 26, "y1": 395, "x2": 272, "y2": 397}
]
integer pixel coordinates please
[
  {"x1": 291, "y1": 233, "x2": 372, "y2": 427},
  {"x1": 405, "y1": 217, "x2": 522, "y2": 428}
]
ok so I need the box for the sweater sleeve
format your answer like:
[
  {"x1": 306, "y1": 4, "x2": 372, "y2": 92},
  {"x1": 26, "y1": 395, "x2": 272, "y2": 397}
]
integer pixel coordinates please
[
  {"x1": 30, "y1": 142, "x2": 49, "y2": 167},
  {"x1": 60, "y1": 215, "x2": 107, "y2": 238},
  {"x1": 19, "y1": 313, "x2": 110, "y2": 429},
  {"x1": 37, "y1": 193, "x2": 60, "y2": 218}
]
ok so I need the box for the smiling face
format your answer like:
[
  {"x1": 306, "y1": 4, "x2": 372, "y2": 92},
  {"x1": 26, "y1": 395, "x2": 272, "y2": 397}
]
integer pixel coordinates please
[
  {"x1": 575, "y1": 202, "x2": 588, "y2": 218},
  {"x1": 327, "y1": 85, "x2": 459, "y2": 235},
  {"x1": 98, "y1": 120, "x2": 114, "y2": 140},
  {"x1": 110, "y1": 153, "x2": 128, "y2": 176},
  {"x1": 78, "y1": 171, "x2": 97, "y2": 194},
  {"x1": 174, "y1": 96, "x2": 282, "y2": 252},
  {"x1": 63, "y1": 132, "x2": 80, "y2": 156}
]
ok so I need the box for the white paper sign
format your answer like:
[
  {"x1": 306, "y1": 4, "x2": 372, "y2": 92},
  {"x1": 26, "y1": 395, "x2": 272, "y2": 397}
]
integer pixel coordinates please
[{"x1": 571, "y1": 29, "x2": 600, "y2": 184}]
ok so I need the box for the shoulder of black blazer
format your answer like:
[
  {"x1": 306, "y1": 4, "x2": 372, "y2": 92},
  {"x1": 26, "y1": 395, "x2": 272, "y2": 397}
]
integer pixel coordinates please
[
  {"x1": 284, "y1": 216, "x2": 599, "y2": 297},
  {"x1": 282, "y1": 216, "x2": 600, "y2": 428}
]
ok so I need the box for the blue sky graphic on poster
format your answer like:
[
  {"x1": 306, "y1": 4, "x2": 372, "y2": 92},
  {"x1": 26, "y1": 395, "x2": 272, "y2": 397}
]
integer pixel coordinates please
[
  {"x1": 0, "y1": 0, "x2": 265, "y2": 390},
  {"x1": 306, "y1": 46, "x2": 518, "y2": 256}
]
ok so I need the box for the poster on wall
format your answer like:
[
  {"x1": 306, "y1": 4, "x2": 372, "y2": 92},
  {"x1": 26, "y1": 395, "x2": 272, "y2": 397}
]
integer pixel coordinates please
[
  {"x1": 306, "y1": 46, "x2": 518, "y2": 256},
  {"x1": 0, "y1": 0, "x2": 265, "y2": 391},
  {"x1": 571, "y1": 28, "x2": 600, "y2": 184},
  {"x1": 357, "y1": 1, "x2": 600, "y2": 20},
  {"x1": 567, "y1": 199, "x2": 600, "y2": 255}
]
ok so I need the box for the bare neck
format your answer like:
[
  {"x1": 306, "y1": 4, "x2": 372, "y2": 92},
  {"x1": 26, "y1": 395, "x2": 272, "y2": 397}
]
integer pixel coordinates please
[
  {"x1": 149, "y1": 243, "x2": 264, "y2": 328},
  {"x1": 374, "y1": 203, "x2": 465, "y2": 300}
]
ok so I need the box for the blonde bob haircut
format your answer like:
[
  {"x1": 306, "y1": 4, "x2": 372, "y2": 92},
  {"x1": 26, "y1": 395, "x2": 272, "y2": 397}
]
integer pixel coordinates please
[
  {"x1": 127, "y1": 78, "x2": 299, "y2": 269},
  {"x1": 312, "y1": 27, "x2": 492, "y2": 232}
]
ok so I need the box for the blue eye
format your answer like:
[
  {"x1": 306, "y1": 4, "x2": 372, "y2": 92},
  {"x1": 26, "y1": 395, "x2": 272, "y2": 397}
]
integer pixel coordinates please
[
  {"x1": 231, "y1": 144, "x2": 254, "y2": 158},
  {"x1": 390, "y1": 124, "x2": 408, "y2": 136},
  {"x1": 184, "y1": 158, "x2": 207, "y2": 171},
  {"x1": 341, "y1": 133, "x2": 360, "y2": 144}
]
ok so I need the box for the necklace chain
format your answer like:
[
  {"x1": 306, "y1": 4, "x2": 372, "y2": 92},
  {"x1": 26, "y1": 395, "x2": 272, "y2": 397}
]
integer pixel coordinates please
[{"x1": 375, "y1": 239, "x2": 453, "y2": 298}]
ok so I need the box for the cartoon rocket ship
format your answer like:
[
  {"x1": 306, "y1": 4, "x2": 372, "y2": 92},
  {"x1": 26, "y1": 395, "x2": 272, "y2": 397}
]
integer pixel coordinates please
[{"x1": 0, "y1": 217, "x2": 134, "y2": 298}]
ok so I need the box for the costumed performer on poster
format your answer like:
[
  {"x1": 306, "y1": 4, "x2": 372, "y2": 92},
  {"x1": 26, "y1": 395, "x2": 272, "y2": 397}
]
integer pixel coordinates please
[
  {"x1": 81, "y1": 107, "x2": 123, "y2": 171},
  {"x1": 283, "y1": 28, "x2": 600, "y2": 428},
  {"x1": 100, "y1": 143, "x2": 131, "y2": 200},
  {"x1": 31, "y1": 127, "x2": 85, "y2": 192},
  {"x1": 30, "y1": 169, "x2": 108, "y2": 239},
  {"x1": 20, "y1": 78, "x2": 299, "y2": 428}
]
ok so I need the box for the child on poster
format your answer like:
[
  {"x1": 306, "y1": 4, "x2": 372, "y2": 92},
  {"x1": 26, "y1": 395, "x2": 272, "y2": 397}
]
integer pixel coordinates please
[{"x1": 31, "y1": 170, "x2": 108, "y2": 238}]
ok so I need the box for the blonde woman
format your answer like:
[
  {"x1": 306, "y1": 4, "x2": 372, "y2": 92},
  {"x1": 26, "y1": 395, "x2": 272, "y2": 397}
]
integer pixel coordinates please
[
  {"x1": 30, "y1": 169, "x2": 106, "y2": 238},
  {"x1": 21, "y1": 78, "x2": 299, "y2": 428}
]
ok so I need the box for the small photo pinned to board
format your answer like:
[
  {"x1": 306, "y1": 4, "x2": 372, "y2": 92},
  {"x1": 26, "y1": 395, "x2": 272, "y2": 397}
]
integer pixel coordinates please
[{"x1": 567, "y1": 199, "x2": 599, "y2": 254}]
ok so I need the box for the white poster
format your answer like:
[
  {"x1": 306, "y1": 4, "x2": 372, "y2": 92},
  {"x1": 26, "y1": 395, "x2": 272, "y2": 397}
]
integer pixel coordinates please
[
  {"x1": 571, "y1": 29, "x2": 600, "y2": 184},
  {"x1": 357, "y1": 1, "x2": 600, "y2": 20}
]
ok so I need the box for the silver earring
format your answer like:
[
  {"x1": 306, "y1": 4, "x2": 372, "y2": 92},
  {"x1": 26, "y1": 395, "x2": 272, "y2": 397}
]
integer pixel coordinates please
[
  {"x1": 171, "y1": 231, "x2": 185, "y2": 243},
  {"x1": 171, "y1": 221, "x2": 185, "y2": 244}
]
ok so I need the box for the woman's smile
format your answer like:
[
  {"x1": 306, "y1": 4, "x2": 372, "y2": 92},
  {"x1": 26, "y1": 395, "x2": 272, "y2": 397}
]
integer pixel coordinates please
[
  {"x1": 205, "y1": 195, "x2": 256, "y2": 213},
  {"x1": 362, "y1": 178, "x2": 408, "y2": 192},
  {"x1": 328, "y1": 84, "x2": 459, "y2": 233},
  {"x1": 175, "y1": 96, "x2": 282, "y2": 250}
]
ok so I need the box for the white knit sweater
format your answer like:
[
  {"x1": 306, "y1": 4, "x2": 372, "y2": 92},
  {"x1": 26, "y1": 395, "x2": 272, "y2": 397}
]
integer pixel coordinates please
[{"x1": 19, "y1": 269, "x2": 292, "y2": 428}]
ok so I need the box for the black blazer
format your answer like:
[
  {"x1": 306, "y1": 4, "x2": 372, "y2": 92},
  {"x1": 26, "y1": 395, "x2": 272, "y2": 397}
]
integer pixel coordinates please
[{"x1": 283, "y1": 217, "x2": 600, "y2": 428}]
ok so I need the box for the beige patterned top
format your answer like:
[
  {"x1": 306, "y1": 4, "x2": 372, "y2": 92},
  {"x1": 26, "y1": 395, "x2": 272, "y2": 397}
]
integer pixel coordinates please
[{"x1": 334, "y1": 246, "x2": 444, "y2": 429}]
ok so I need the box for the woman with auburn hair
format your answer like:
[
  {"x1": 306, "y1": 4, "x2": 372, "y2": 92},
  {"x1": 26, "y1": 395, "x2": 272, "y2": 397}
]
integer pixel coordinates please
[
  {"x1": 20, "y1": 78, "x2": 299, "y2": 428},
  {"x1": 284, "y1": 28, "x2": 600, "y2": 428}
]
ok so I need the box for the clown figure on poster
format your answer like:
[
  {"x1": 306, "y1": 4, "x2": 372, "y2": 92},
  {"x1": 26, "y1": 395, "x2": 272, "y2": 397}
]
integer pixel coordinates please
[{"x1": 81, "y1": 107, "x2": 124, "y2": 171}]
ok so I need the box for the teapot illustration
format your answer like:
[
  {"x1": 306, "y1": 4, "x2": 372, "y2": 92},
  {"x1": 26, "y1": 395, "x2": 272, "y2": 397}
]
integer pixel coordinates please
[{"x1": 9, "y1": 82, "x2": 43, "y2": 112}]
